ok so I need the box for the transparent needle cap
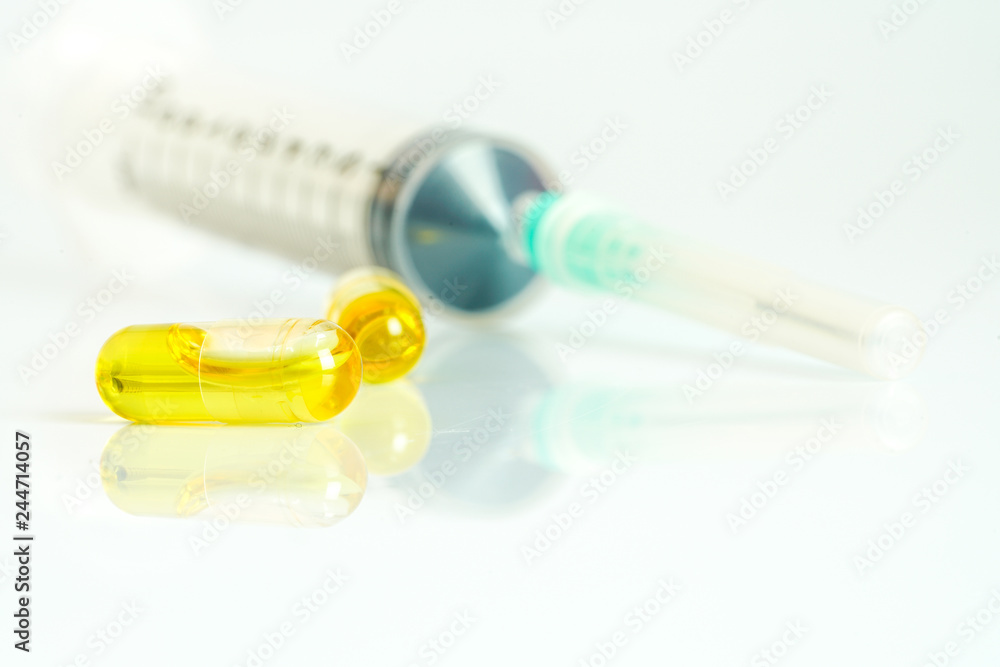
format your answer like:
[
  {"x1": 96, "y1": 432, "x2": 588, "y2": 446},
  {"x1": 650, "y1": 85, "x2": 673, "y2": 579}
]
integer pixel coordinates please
[{"x1": 516, "y1": 192, "x2": 926, "y2": 379}]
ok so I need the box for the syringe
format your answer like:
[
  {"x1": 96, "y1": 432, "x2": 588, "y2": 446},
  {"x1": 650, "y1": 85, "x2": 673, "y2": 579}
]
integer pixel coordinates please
[
  {"x1": 513, "y1": 192, "x2": 924, "y2": 379},
  {"x1": 97, "y1": 75, "x2": 923, "y2": 379}
]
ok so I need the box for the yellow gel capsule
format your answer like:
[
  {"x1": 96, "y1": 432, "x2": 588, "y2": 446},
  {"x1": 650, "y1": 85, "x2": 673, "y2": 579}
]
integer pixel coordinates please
[
  {"x1": 95, "y1": 318, "x2": 362, "y2": 423},
  {"x1": 326, "y1": 267, "x2": 425, "y2": 384}
]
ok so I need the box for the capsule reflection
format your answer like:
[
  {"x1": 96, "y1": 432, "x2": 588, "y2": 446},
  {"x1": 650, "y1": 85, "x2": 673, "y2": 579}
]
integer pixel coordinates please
[
  {"x1": 101, "y1": 424, "x2": 367, "y2": 527},
  {"x1": 336, "y1": 380, "x2": 432, "y2": 476}
]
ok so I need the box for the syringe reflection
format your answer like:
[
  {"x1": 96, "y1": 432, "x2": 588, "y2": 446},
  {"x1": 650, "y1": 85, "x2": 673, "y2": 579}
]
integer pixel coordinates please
[
  {"x1": 402, "y1": 333, "x2": 928, "y2": 512},
  {"x1": 526, "y1": 379, "x2": 927, "y2": 471},
  {"x1": 101, "y1": 424, "x2": 367, "y2": 527}
]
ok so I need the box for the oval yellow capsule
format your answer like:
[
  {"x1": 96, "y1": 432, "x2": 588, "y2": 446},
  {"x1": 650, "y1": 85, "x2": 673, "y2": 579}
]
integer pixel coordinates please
[
  {"x1": 326, "y1": 267, "x2": 425, "y2": 384},
  {"x1": 95, "y1": 318, "x2": 362, "y2": 423}
]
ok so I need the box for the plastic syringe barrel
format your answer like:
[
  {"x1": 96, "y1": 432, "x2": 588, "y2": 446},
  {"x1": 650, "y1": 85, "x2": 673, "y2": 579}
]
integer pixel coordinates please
[
  {"x1": 518, "y1": 192, "x2": 925, "y2": 379},
  {"x1": 112, "y1": 76, "x2": 552, "y2": 315}
]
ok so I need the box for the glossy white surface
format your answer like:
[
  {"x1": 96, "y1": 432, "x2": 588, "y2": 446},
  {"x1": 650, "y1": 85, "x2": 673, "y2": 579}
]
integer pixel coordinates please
[{"x1": 1, "y1": 1, "x2": 998, "y2": 665}]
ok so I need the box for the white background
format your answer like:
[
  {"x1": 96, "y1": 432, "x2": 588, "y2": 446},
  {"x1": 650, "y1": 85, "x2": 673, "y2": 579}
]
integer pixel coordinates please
[{"x1": 1, "y1": 0, "x2": 999, "y2": 665}]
